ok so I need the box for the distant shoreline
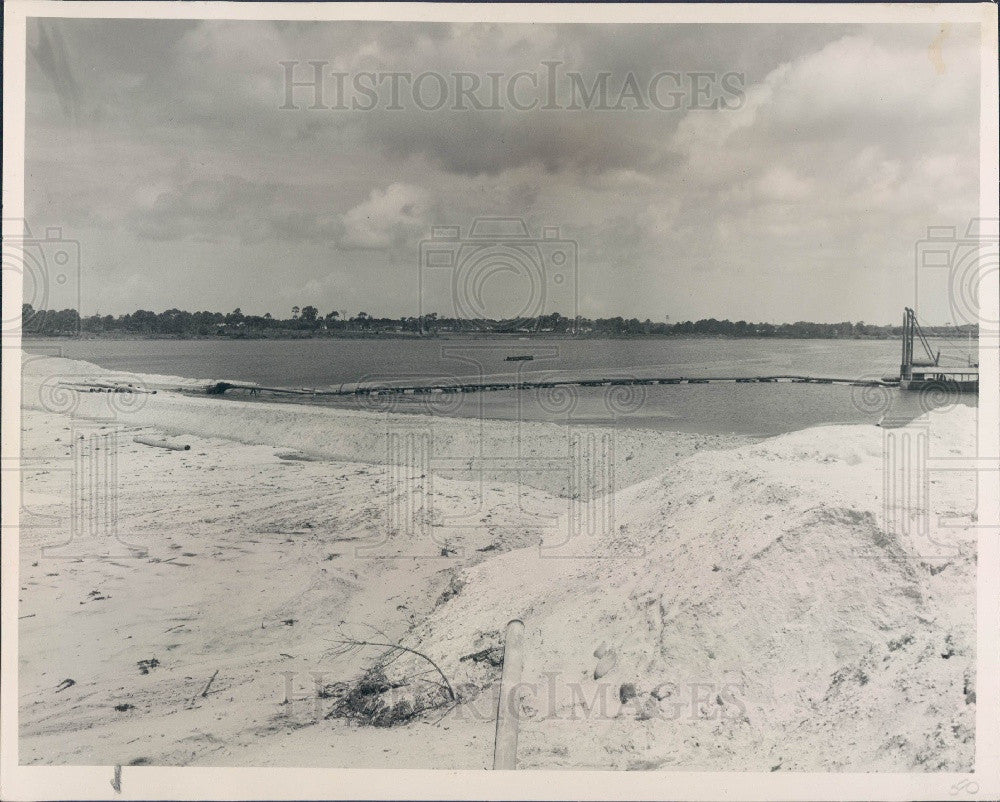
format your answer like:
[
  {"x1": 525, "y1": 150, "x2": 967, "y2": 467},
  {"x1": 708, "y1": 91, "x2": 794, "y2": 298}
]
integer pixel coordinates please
[
  {"x1": 23, "y1": 307, "x2": 976, "y2": 341},
  {"x1": 22, "y1": 331, "x2": 908, "y2": 342}
]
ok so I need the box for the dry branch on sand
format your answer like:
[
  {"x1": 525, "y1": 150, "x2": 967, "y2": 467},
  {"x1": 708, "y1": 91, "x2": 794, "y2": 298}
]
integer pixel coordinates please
[{"x1": 321, "y1": 626, "x2": 459, "y2": 727}]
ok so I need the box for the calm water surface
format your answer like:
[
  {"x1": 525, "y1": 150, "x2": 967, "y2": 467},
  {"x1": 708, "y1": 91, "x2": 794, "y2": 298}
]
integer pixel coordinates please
[{"x1": 25, "y1": 337, "x2": 973, "y2": 435}]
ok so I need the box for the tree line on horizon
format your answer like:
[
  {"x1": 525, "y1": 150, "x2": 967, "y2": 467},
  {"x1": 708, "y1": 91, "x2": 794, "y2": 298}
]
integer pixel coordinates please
[{"x1": 20, "y1": 304, "x2": 977, "y2": 339}]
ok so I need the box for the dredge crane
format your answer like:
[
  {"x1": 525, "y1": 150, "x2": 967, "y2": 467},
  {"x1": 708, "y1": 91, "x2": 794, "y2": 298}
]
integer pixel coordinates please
[{"x1": 898, "y1": 307, "x2": 978, "y2": 392}]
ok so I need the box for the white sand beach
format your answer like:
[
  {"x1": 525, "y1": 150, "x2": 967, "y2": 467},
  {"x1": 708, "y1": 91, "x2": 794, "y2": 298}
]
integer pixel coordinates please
[{"x1": 15, "y1": 353, "x2": 977, "y2": 770}]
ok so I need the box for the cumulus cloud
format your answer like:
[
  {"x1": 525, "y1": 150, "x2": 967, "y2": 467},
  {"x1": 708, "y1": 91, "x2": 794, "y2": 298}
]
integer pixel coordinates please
[
  {"x1": 339, "y1": 183, "x2": 431, "y2": 250},
  {"x1": 23, "y1": 18, "x2": 983, "y2": 323}
]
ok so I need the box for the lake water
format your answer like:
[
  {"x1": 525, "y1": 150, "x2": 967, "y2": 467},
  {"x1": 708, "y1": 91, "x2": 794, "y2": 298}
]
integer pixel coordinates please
[{"x1": 24, "y1": 337, "x2": 975, "y2": 435}]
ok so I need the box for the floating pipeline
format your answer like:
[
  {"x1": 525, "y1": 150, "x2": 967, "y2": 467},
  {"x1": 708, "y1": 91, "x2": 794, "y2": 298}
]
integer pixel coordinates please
[{"x1": 202, "y1": 374, "x2": 900, "y2": 399}]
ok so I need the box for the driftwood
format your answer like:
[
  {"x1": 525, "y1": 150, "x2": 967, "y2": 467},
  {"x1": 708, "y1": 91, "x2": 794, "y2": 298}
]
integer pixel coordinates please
[
  {"x1": 200, "y1": 669, "x2": 219, "y2": 697},
  {"x1": 133, "y1": 436, "x2": 190, "y2": 451}
]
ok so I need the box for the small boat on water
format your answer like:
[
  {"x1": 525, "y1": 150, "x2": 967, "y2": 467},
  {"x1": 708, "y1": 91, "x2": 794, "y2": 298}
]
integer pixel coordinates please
[{"x1": 505, "y1": 354, "x2": 534, "y2": 362}]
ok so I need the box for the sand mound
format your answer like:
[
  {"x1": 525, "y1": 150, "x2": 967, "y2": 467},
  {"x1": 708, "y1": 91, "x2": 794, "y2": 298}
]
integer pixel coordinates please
[{"x1": 371, "y1": 407, "x2": 977, "y2": 770}]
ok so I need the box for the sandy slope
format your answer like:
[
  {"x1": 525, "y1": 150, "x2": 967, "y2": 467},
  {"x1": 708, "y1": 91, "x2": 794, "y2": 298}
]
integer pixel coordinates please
[
  {"x1": 380, "y1": 407, "x2": 978, "y2": 771},
  {"x1": 15, "y1": 354, "x2": 977, "y2": 770}
]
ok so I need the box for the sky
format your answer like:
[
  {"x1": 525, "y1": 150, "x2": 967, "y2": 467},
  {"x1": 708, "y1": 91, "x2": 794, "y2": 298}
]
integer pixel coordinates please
[{"x1": 23, "y1": 18, "x2": 982, "y2": 324}]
